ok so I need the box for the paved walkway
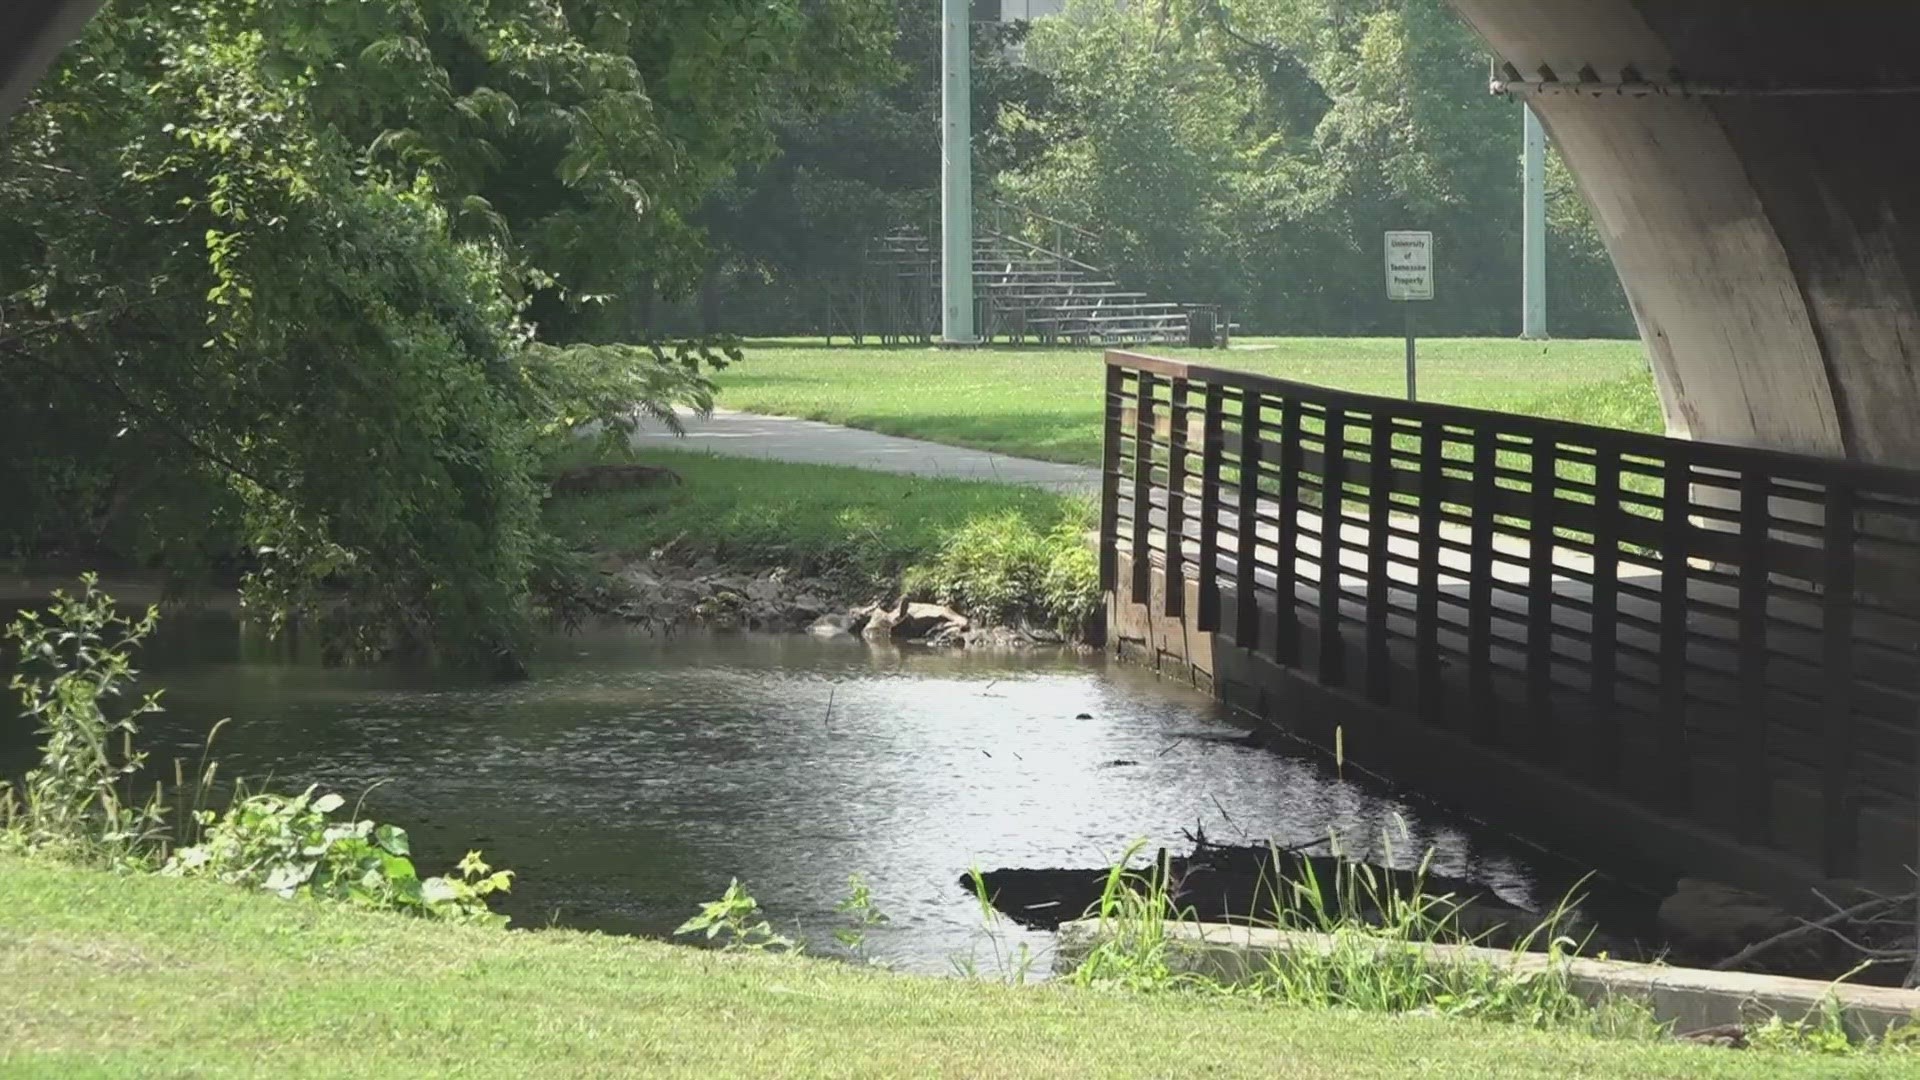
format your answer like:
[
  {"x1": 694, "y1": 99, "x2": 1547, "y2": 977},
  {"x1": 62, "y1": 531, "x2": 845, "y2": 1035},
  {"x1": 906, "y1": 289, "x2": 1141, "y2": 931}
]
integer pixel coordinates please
[{"x1": 631, "y1": 408, "x2": 1100, "y2": 494}]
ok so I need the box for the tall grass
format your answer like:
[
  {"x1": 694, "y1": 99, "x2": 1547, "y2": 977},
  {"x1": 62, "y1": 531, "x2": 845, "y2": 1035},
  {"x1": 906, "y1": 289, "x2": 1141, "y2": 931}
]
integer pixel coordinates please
[{"x1": 1065, "y1": 837, "x2": 1665, "y2": 1041}]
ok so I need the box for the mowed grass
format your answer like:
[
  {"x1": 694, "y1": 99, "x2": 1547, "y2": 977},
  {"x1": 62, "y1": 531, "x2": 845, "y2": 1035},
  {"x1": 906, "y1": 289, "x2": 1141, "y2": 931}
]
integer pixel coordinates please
[
  {"x1": 719, "y1": 337, "x2": 1661, "y2": 466},
  {"x1": 0, "y1": 858, "x2": 1888, "y2": 1080},
  {"x1": 545, "y1": 446, "x2": 1090, "y2": 581}
]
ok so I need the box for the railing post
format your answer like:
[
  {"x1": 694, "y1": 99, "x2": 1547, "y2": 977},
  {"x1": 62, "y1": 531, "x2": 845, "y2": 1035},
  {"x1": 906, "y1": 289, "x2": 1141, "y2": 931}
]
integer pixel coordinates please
[
  {"x1": 1659, "y1": 456, "x2": 1694, "y2": 809},
  {"x1": 1196, "y1": 384, "x2": 1225, "y2": 632},
  {"x1": 1132, "y1": 370, "x2": 1157, "y2": 605},
  {"x1": 1234, "y1": 394, "x2": 1265, "y2": 649},
  {"x1": 1366, "y1": 411, "x2": 1394, "y2": 706},
  {"x1": 1417, "y1": 419, "x2": 1444, "y2": 721},
  {"x1": 1736, "y1": 470, "x2": 1772, "y2": 844},
  {"x1": 1273, "y1": 397, "x2": 1303, "y2": 665},
  {"x1": 1099, "y1": 362, "x2": 1124, "y2": 596},
  {"x1": 1527, "y1": 437, "x2": 1558, "y2": 760},
  {"x1": 1468, "y1": 427, "x2": 1497, "y2": 740},
  {"x1": 1318, "y1": 404, "x2": 1348, "y2": 687},
  {"x1": 1821, "y1": 483, "x2": 1857, "y2": 878},
  {"x1": 1164, "y1": 377, "x2": 1191, "y2": 619},
  {"x1": 1590, "y1": 448, "x2": 1622, "y2": 782}
]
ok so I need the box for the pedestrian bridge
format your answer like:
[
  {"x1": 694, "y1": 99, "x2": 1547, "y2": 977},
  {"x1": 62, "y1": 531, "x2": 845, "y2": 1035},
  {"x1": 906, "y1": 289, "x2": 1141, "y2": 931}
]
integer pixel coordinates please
[{"x1": 1100, "y1": 351, "x2": 1920, "y2": 904}]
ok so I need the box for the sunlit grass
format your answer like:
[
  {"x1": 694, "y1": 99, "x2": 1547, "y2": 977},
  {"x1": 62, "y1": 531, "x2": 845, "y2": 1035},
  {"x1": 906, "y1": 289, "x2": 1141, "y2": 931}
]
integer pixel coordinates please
[
  {"x1": 0, "y1": 856, "x2": 1890, "y2": 1078},
  {"x1": 718, "y1": 337, "x2": 1658, "y2": 466},
  {"x1": 543, "y1": 445, "x2": 1091, "y2": 589}
]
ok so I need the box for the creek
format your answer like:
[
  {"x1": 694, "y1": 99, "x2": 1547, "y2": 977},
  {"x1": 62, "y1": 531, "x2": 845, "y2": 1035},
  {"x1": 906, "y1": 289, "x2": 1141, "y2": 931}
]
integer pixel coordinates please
[{"x1": 0, "y1": 610, "x2": 1659, "y2": 974}]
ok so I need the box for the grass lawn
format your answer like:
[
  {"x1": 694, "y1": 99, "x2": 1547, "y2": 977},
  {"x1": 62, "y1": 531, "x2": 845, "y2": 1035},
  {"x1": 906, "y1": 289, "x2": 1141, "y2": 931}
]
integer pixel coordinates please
[
  {"x1": 718, "y1": 337, "x2": 1661, "y2": 466},
  {"x1": 545, "y1": 446, "x2": 1089, "y2": 582},
  {"x1": 0, "y1": 858, "x2": 1894, "y2": 1079}
]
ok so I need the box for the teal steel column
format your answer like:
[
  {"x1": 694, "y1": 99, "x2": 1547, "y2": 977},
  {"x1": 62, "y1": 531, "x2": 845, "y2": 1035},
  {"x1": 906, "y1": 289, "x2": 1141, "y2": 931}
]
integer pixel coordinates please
[
  {"x1": 1521, "y1": 103, "x2": 1548, "y2": 340},
  {"x1": 941, "y1": 0, "x2": 976, "y2": 345}
]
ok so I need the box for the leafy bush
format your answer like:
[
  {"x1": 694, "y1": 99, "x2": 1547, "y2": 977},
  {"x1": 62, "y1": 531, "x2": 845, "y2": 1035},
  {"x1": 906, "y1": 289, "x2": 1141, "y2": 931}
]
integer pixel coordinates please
[
  {"x1": 904, "y1": 508, "x2": 1100, "y2": 633},
  {"x1": 2, "y1": 575, "x2": 169, "y2": 867},
  {"x1": 165, "y1": 788, "x2": 513, "y2": 927}
]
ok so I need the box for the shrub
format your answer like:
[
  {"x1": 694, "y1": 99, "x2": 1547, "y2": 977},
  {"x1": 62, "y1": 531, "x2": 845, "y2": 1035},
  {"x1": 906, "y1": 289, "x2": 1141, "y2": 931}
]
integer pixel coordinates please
[
  {"x1": 1, "y1": 575, "x2": 169, "y2": 868},
  {"x1": 905, "y1": 508, "x2": 1100, "y2": 633},
  {"x1": 165, "y1": 787, "x2": 513, "y2": 927}
]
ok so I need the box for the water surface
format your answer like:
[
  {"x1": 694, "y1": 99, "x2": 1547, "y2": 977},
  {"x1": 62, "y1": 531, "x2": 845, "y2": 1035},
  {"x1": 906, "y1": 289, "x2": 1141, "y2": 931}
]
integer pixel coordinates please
[{"x1": 5, "y1": 616, "x2": 1609, "y2": 973}]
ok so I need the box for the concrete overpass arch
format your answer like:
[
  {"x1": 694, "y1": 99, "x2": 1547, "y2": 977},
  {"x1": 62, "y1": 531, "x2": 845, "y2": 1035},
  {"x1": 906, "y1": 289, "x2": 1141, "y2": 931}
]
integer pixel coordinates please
[{"x1": 1454, "y1": 0, "x2": 1920, "y2": 469}]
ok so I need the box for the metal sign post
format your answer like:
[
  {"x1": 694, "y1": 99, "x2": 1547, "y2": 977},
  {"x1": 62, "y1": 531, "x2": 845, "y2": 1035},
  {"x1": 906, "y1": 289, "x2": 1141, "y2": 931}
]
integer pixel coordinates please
[
  {"x1": 940, "y1": 0, "x2": 975, "y2": 346},
  {"x1": 1385, "y1": 230, "x2": 1435, "y2": 401}
]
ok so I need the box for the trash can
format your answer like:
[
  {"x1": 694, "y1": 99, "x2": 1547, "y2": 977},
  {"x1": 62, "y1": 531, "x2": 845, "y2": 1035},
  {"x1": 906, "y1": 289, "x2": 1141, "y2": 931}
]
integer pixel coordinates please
[{"x1": 1187, "y1": 307, "x2": 1217, "y2": 349}]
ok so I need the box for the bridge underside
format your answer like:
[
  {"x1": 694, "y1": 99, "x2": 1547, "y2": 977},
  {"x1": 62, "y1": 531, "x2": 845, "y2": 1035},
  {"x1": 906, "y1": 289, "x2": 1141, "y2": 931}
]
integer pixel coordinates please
[
  {"x1": 1453, "y1": 1, "x2": 1920, "y2": 469},
  {"x1": 0, "y1": 1, "x2": 102, "y2": 122}
]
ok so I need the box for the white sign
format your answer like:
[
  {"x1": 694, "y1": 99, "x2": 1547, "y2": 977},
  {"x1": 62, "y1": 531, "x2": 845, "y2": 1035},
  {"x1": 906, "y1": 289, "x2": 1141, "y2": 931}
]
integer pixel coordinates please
[{"x1": 1385, "y1": 230, "x2": 1434, "y2": 301}]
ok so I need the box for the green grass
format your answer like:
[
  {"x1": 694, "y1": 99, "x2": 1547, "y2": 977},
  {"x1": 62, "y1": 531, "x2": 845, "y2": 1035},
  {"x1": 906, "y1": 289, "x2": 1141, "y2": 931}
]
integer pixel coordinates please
[
  {"x1": 719, "y1": 337, "x2": 1661, "y2": 466},
  {"x1": 545, "y1": 446, "x2": 1091, "y2": 586},
  {"x1": 0, "y1": 857, "x2": 1894, "y2": 1079}
]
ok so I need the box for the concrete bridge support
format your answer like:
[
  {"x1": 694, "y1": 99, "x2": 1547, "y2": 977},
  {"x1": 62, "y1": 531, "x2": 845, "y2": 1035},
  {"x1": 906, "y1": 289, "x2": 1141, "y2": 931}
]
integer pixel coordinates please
[
  {"x1": 0, "y1": 2, "x2": 103, "y2": 122},
  {"x1": 1452, "y1": 1, "x2": 1920, "y2": 470}
]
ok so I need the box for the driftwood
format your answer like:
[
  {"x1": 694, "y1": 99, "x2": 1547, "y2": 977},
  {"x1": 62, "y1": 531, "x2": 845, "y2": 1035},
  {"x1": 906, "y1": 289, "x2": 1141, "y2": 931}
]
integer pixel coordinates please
[{"x1": 1711, "y1": 891, "x2": 1916, "y2": 975}]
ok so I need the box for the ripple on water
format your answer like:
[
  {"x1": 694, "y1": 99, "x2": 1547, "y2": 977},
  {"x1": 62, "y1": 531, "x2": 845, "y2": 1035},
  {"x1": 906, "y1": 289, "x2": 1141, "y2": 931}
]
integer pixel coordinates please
[{"x1": 19, "y1": 625, "x2": 1595, "y2": 974}]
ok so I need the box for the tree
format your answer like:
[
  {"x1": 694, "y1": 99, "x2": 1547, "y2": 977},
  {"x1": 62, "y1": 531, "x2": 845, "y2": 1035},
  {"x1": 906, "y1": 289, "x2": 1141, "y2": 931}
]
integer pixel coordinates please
[
  {"x1": 0, "y1": 0, "x2": 894, "y2": 661},
  {"x1": 690, "y1": 6, "x2": 1055, "y2": 335},
  {"x1": 995, "y1": 0, "x2": 1631, "y2": 335}
]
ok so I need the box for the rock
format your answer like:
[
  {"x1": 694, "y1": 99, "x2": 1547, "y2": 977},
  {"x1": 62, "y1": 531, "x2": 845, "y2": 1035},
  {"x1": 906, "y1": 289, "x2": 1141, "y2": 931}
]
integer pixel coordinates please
[
  {"x1": 808, "y1": 614, "x2": 856, "y2": 640},
  {"x1": 964, "y1": 626, "x2": 1031, "y2": 650},
  {"x1": 615, "y1": 567, "x2": 663, "y2": 592},
  {"x1": 861, "y1": 609, "x2": 898, "y2": 643},
  {"x1": 788, "y1": 594, "x2": 831, "y2": 621},
  {"x1": 894, "y1": 602, "x2": 970, "y2": 642},
  {"x1": 1026, "y1": 627, "x2": 1066, "y2": 644},
  {"x1": 1656, "y1": 878, "x2": 1798, "y2": 959},
  {"x1": 1678, "y1": 1024, "x2": 1749, "y2": 1050},
  {"x1": 925, "y1": 624, "x2": 968, "y2": 648}
]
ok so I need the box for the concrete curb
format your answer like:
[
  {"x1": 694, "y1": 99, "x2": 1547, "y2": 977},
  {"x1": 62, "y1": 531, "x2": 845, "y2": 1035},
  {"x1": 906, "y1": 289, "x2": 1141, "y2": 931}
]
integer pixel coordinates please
[{"x1": 1056, "y1": 920, "x2": 1920, "y2": 1039}]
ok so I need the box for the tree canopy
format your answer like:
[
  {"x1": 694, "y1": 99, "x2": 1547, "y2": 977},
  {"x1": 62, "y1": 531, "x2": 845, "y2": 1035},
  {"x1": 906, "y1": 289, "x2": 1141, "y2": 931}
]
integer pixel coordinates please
[
  {"x1": 0, "y1": 0, "x2": 894, "y2": 661},
  {"x1": 681, "y1": 0, "x2": 1630, "y2": 338},
  {"x1": 997, "y1": 0, "x2": 1629, "y2": 336}
]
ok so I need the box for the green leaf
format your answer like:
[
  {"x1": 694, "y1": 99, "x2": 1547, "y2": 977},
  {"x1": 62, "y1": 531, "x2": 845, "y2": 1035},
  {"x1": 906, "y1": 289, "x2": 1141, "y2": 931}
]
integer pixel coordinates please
[
  {"x1": 312, "y1": 792, "x2": 344, "y2": 815},
  {"x1": 374, "y1": 823, "x2": 410, "y2": 856}
]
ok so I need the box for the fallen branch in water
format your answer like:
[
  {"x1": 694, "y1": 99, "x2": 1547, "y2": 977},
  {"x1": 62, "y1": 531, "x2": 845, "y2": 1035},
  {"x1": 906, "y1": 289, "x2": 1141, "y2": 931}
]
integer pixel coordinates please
[{"x1": 1711, "y1": 891, "x2": 1914, "y2": 972}]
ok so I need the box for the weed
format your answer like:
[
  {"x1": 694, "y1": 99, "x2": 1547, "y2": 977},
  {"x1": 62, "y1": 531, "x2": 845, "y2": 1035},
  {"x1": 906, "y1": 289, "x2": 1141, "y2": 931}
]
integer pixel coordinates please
[
  {"x1": 2, "y1": 574, "x2": 170, "y2": 867},
  {"x1": 949, "y1": 865, "x2": 1040, "y2": 984},
  {"x1": 833, "y1": 873, "x2": 890, "y2": 959},
  {"x1": 674, "y1": 878, "x2": 795, "y2": 953},
  {"x1": 1065, "y1": 834, "x2": 1665, "y2": 1042},
  {"x1": 164, "y1": 785, "x2": 514, "y2": 926},
  {"x1": 5, "y1": 577, "x2": 515, "y2": 927},
  {"x1": 1744, "y1": 971, "x2": 1920, "y2": 1056}
]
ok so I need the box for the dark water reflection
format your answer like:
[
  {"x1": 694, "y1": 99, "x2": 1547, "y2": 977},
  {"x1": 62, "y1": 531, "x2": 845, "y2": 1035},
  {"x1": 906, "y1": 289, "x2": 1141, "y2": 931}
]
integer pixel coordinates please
[{"x1": 2, "y1": 612, "x2": 1644, "y2": 973}]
